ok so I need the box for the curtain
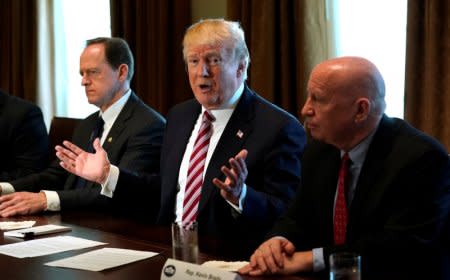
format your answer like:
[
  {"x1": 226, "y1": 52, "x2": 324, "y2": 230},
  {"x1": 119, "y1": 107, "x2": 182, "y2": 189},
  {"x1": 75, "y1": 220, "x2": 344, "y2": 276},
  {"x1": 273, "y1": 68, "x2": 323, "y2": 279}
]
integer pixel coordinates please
[
  {"x1": 227, "y1": 0, "x2": 330, "y2": 117},
  {"x1": 110, "y1": 0, "x2": 192, "y2": 116},
  {"x1": 404, "y1": 0, "x2": 450, "y2": 151},
  {"x1": 36, "y1": 0, "x2": 62, "y2": 128},
  {"x1": 0, "y1": 0, "x2": 38, "y2": 102}
]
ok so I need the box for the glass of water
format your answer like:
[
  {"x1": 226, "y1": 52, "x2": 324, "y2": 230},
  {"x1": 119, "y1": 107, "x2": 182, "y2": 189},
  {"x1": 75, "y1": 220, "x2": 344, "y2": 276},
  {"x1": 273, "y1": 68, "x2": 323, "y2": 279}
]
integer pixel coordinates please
[
  {"x1": 171, "y1": 221, "x2": 199, "y2": 264},
  {"x1": 329, "y1": 252, "x2": 361, "y2": 280}
]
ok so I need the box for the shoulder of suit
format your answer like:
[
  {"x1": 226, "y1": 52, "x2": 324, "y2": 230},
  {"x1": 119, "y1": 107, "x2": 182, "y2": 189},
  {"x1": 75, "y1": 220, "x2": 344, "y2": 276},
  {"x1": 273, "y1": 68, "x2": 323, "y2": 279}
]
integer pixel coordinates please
[
  {"x1": 1, "y1": 93, "x2": 42, "y2": 117},
  {"x1": 300, "y1": 141, "x2": 338, "y2": 171},
  {"x1": 76, "y1": 111, "x2": 100, "y2": 131},
  {"x1": 387, "y1": 117, "x2": 447, "y2": 154},
  {"x1": 167, "y1": 99, "x2": 199, "y2": 116},
  {"x1": 84, "y1": 110, "x2": 101, "y2": 120},
  {"x1": 250, "y1": 93, "x2": 300, "y2": 125},
  {"x1": 126, "y1": 95, "x2": 165, "y2": 124}
]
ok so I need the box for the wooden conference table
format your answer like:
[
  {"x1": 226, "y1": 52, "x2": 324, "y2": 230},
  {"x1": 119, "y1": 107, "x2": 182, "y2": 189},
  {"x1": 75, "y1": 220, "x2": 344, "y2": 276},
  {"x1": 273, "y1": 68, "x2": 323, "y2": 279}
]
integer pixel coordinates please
[{"x1": 0, "y1": 211, "x2": 318, "y2": 280}]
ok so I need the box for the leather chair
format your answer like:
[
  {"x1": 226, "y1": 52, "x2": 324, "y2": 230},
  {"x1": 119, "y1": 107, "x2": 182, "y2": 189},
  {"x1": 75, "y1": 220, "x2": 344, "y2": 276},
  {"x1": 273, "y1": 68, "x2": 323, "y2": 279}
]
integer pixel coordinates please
[{"x1": 48, "y1": 117, "x2": 81, "y2": 162}]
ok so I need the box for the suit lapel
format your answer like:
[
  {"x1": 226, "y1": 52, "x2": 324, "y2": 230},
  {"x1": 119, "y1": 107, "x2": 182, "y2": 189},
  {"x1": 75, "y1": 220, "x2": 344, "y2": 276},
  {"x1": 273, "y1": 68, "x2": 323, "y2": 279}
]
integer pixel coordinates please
[
  {"x1": 322, "y1": 149, "x2": 342, "y2": 241},
  {"x1": 198, "y1": 86, "x2": 255, "y2": 214},
  {"x1": 101, "y1": 92, "x2": 138, "y2": 154},
  {"x1": 169, "y1": 104, "x2": 201, "y2": 176},
  {"x1": 349, "y1": 115, "x2": 394, "y2": 228},
  {"x1": 161, "y1": 101, "x2": 201, "y2": 211}
]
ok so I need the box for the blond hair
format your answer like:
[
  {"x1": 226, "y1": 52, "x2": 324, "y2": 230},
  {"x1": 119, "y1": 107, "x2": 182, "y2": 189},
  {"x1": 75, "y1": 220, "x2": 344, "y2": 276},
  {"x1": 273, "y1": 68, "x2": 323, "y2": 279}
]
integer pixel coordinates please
[{"x1": 182, "y1": 19, "x2": 250, "y2": 80}]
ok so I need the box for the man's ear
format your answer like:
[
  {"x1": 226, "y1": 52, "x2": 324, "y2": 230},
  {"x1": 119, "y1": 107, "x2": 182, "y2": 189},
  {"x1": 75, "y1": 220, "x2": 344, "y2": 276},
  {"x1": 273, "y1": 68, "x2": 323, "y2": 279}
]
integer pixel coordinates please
[
  {"x1": 237, "y1": 61, "x2": 246, "y2": 78},
  {"x1": 118, "y1": 64, "x2": 129, "y2": 81},
  {"x1": 355, "y1": 97, "x2": 370, "y2": 123}
]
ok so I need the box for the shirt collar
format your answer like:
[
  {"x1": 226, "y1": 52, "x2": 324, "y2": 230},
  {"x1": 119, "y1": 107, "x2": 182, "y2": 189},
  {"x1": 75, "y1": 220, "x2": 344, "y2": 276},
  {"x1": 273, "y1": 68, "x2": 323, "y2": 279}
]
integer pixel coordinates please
[
  {"x1": 99, "y1": 89, "x2": 131, "y2": 127},
  {"x1": 225, "y1": 82, "x2": 245, "y2": 109},
  {"x1": 341, "y1": 120, "x2": 380, "y2": 166}
]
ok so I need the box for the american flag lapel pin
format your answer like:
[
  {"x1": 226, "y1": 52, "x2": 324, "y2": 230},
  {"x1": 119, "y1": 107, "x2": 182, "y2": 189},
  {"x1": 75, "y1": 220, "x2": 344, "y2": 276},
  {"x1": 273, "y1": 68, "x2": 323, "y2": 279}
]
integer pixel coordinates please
[{"x1": 236, "y1": 130, "x2": 244, "y2": 138}]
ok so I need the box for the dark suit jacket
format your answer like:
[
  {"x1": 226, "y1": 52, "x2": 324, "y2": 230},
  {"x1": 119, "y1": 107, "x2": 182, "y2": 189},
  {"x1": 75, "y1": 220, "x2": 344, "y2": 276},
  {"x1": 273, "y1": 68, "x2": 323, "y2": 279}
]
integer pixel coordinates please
[
  {"x1": 115, "y1": 86, "x2": 306, "y2": 257},
  {"x1": 0, "y1": 90, "x2": 49, "y2": 181},
  {"x1": 269, "y1": 115, "x2": 450, "y2": 279},
  {"x1": 11, "y1": 92, "x2": 165, "y2": 219}
]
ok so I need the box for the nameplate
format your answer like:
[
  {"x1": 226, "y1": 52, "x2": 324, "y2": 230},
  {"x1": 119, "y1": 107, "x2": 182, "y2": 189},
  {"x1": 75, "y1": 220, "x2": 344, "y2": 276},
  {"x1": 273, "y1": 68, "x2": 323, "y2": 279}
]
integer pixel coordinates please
[{"x1": 161, "y1": 258, "x2": 241, "y2": 280}]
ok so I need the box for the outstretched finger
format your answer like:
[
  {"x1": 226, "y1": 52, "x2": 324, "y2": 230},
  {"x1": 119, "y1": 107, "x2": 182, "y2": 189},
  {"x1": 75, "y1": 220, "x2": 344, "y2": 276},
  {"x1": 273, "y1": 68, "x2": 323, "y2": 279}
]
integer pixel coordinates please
[
  {"x1": 62, "y1": 140, "x2": 85, "y2": 155},
  {"x1": 212, "y1": 178, "x2": 230, "y2": 193},
  {"x1": 221, "y1": 166, "x2": 237, "y2": 186},
  {"x1": 55, "y1": 146, "x2": 78, "y2": 162},
  {"x1": 235, "y1": 156, "x2": 248, "y2": 176},
  {"x1": 229, "y1": 158, "x2": 243, "y2": 176},
  {"x1": 59, "y1": 160, "x2": 77, "y2": 174},
  {"x1": 235, "y1": 149, "x2": 248, "y2": 160}
]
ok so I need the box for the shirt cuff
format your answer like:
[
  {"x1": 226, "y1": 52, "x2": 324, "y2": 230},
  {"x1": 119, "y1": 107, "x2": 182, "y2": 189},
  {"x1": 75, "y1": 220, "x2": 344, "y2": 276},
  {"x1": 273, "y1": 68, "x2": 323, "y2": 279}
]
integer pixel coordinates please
[
  {"x1": 312, "y1": 247, "x2": 326, "y2": 272},
  {"x1": 100, "y1": 165, "x2": 119, "y2": 198},
  {"x1": 0, "y1": 182, "x2": 15, "y2": 195},
  {"x1": 41, "y1": 190, "x2": 61, "y2": 211},
  {"x1": 226, "y1": 183, "x2": 247, "y2": 214}
]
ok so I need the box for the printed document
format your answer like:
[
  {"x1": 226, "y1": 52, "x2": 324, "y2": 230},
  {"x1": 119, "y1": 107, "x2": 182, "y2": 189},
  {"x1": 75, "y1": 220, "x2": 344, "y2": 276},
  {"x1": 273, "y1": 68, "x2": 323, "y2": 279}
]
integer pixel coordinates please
[
  {"x1": 45, "y1": 248, "x2": 159, "y2": 271},
  {"x1": 0, "y1": 236, "x2": 106, "y2": 258}
]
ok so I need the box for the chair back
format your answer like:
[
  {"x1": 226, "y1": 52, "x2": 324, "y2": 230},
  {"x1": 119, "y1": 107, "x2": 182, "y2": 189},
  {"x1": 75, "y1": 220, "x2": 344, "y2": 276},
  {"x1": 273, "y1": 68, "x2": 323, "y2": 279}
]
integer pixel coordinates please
[{"x1": 48, "y1": 116, "x2": 82, "y2": 162}]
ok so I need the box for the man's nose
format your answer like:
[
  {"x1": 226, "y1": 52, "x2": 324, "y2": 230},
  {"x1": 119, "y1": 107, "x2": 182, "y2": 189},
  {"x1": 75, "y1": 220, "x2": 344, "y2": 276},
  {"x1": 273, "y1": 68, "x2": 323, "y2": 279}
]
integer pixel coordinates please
[
  {"x1": 198, "y1": 61, "x2": 209, "y2": 77},
  {"x1": 81, "y1": 75, "x2": 90, "y2": 86},
  {"x1": 301, "y1": 99, "x2": 312, "y2": 117}
]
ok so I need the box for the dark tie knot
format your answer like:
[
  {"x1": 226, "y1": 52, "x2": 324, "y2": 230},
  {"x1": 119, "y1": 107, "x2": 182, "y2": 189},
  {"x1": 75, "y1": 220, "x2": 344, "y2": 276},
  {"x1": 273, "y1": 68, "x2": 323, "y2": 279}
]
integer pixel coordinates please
[
  {"x1": 92, "y1": 116, "x2": 104, "y2": 138},
  {"x1": 88, "y1": 115, "x2": 105, "y2": 152}
]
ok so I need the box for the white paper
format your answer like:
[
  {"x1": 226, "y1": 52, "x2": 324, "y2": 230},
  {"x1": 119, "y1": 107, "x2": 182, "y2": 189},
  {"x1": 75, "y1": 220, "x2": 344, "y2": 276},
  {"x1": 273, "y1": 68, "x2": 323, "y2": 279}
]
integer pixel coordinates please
[
  {"x1": 202, "y1": 260, "x2": 249, "y2": 272},
  {"x1": 0, "y1": 236, "x2": 106, "y2": 258},
  {"x1": 4, "y1": 224, "x2": 71, "y2": 238},
  {"x1": 45, "y1": 248, "x2": 159, "y2": 271},
  {"x1": 0, "y1": 221, "x2": 36, "y2": 231}
]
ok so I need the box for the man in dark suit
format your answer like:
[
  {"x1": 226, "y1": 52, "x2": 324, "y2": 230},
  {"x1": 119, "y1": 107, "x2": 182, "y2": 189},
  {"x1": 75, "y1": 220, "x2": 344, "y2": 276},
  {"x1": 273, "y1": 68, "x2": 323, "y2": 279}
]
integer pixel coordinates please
[
  {"x1": 0, "y1": 37, "x2": 165, "y2": 219},
  {"x1": 0, "y1": 90, "x2": 49, "y2": 181},
  {"x1": 55, "y1": 19, "x2": 306, "y2": 257},
  {"x1": 239, "y1": 57, "x2": 450, "y2": 278}
]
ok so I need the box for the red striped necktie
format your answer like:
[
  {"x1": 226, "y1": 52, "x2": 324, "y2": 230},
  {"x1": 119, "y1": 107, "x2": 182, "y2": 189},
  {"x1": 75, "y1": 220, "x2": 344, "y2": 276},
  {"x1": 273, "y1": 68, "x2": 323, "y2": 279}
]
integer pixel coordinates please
[
  {"x1": 182, "y1": 111, "x2": 215, "y2": 225},
  {"x1": 334, "y1": 152, "x2": 351, "y2": 245}
]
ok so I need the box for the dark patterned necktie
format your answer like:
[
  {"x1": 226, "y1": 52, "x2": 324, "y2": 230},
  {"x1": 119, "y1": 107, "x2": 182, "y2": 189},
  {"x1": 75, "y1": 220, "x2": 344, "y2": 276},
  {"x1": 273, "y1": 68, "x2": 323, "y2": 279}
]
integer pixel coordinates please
[
  {"x1": 74, "y1": 115, "x2": 104, "y2": 189},
  {"x1": 87, "y1": 116, "x2": 105, "y2": 152}
]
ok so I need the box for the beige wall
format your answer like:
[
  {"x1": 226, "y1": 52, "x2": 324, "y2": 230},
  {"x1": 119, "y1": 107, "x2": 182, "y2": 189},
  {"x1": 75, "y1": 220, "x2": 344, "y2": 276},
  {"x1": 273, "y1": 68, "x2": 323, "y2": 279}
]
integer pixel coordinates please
[{"x1": 191, "y1": 0, "x2": 227, "y2": 22}]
